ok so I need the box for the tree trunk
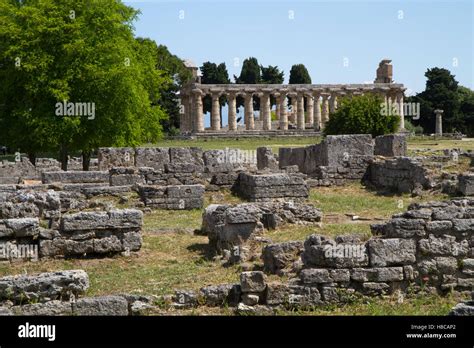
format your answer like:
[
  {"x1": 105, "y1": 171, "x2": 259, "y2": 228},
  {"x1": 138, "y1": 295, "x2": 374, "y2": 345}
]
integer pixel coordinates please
[
  {"x1": 82, "y1": 150, "x2": 91, "y2": 171},
  {"x1": 27, "y1": 152, "x2": 36, "y2": 166},
  {"x1": 59, "y1": 145, "x2": 68, "y2": 171}
]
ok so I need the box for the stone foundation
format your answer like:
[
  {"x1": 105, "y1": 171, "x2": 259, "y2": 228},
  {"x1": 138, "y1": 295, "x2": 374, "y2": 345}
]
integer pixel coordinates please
[
  {"x1": 234, "y1": 173, "x2": 308, "y2": 201},
  {"x1": 138, "y1": 184, "x2": 205, "y2": 210}
]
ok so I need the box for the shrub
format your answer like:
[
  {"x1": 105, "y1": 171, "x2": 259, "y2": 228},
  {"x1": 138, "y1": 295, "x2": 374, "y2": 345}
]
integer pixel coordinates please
[
  {"x1": 404, "y1": 119, "x2": 424, "y2": 135},
  {"x1": 323, "y1": 94, "x2": 400, "y2": 137}
]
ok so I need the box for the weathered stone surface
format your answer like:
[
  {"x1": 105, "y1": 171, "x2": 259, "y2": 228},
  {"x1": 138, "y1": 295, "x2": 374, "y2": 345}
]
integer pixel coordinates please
[
  {"x1": 203, "y1": 202, "x2": 321, "y2": 258},
  {"x1": 418, "y1": 235, "x2": 468, "y2": 257},
  {"x1": 368, "y1": 238, "x2": 416, "y2": 267},
  {"x1": 235, "y1": 172, "x2": 308, "y2": 201},
  {"x1": 262, "y1": 241, "x2": 304, "y2": 274},
  {"x1": 61, "y1": 209, "x2": 142, "y2": 231},
  {"x1": 299, "y1": 269, "x2": 332, "y2": 284},
  {"x1": 42, "y1": 171, "x2": 109, "y2": 184},
  {"x1": 241, "y1": 293, "x2": 260, "y2": 306},
  {"x1": 301, "y1": 234, "x2": 368, "y2": 268},
  {"x1": 11, "y1": 300, "x2": 72, "y2": 316},
  {"x1": 0, "y1": 218, "x2": 39, "y2": 238},
  {"x1": 138, "y1": 184, "x2": 205, "y2": 210},
  {"x1": 98, "y1": 147, "x2": 135, "y2": 170},
  {"x1": 0, "y1": 270, "x2": 89, "y2": 303},
  {"x1": 458, "y1": 173, "x2": 474, "y2": 196},
  {"x1": 257, "y1": 147, "x2": 279, "y2": 171},
  {"x1": 350, "y1": 267, "x2": 404, "y2": 282},
  {"x1": 73, "y1": 295, "x2": 129, "y2": 316},
  {"x1": 199, "y1": 284, "x2": 241, "y2": 307},
  {"x1": 173, "y1": 290, "x2": 198, "y2": 308},
  {"x1": 372, "y1": 218, "x2": 426, "y2": 238},
  {"x1": 135, "y1": 147, "x2": 170, "y2": 171},
  {"x1": 240, "y1": 271, "x2": 266, "y2": 293},
  {"x1": 265, "y1": 283, "x2": 320, "y2": 306},
  {"x1": 369, "y1": 157, "x2": 433, "y2": 194},
  {"x1": 374, "y1": 134, "x2": 407, "y2": 157}
]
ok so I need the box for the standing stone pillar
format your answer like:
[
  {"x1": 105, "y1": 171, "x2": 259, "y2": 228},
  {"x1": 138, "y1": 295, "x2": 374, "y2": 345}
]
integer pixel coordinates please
[
  {"x1": 435, "y1": 109, "x2": 444, "y2": 135},
  {"x1": 211, "y1": 93, "x2": 221, "y2": 131},
  {"x1": 313, "y1": 93, "x2": 321, "y2": 130},
  {"x1": 321, "y1": 94, "x2": 330, "y2": 128},
  {"x1": 193, "y1": 90, "x2": 204, "y2": 132},
  {"x1": 186, "y1": 96, "x2": 194, "y2": 132},
  {"x1": 290, "y1": 93, "x2": 297, "y2": 123},
  {"x1": 244, "y1": 93, "x2": 255, "y2": 130},
  {"x1": 329, "y1": 93, "x2": 337, "y2": 113},
  {"x1": 296, "y1": 93, "x2": 305, "y2": 130},
  {"x1": 261, "y1": 92, "x2": 271, "y2": 130},
  {"x1": 179, "y1": 95, "x2": 188, "y2": 133},
  {"x1": 275, "y1": 100, "x2": 281, "y2": 121},
  {"x1": 279, "y1": 93, "x2": 288, "y2": 130},
  {"x1": 396, "y1": 92, "x2": 405, "y2": 131},
  {"x1": 228, "y1": 92, "x2": 237, "y2": 131},
  {"x1": 306, "y1": 94, "x2": 314, "y2": 127}
]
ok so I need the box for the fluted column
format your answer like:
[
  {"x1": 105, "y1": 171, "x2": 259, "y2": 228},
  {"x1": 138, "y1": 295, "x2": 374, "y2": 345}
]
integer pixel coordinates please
[
  {"x1": 275, "y1": 100, "x2": 280, "y2": 120},
  {"x1": 244, "y1": 93, "x2": 254, "y2": 130},
  {"x1": 296, "y1": 93, "x2": 305, "y2": 130},
  {"x1": 321, "y1": 94, "x2": 330, "y2": 128},
  {"x1": 313, "y1": 92, "x2": 321, "y2": 130},
  {"x1": 261, "y1": 92, "x2": 271, "y2": 130},
  {"x1": 290, "y1": 93, "x2": 297, "y2": 124},
  {"x1": 306, "y1": 94, "x2": 314, "y2": 127},
  {"x1": 228, "y1": 92, "x2": 237, "y2": 131},
  {"x1": 396, "y1": 92, "x2": 405, "y2": 131},
  {"x1": 193, "y1": 90, "x2": 204, "y2": 132},
  {"x1": 329, "y1": 93, "x2": 338, "y2": 113},
  {"x1": 211, "y1": 92, "x2": 221, "y2": 131},
  {"x1": 186, "y1": 96, "x2": 193, "y2": 132},
  {"x1": 435, "y1": 109, "x2": 443, "y2": 135},
  {"x1": 279, "y1": 93, "x2": 288, "y2": 130}
]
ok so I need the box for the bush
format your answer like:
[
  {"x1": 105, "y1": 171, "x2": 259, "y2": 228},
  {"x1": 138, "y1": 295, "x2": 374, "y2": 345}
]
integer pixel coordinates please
[
  {"x1": 323, "y1": 94, "x2": 400, "y2": 137},
  {"x1": 404, "y1": 119, "x2": 424, "y2": 135}
]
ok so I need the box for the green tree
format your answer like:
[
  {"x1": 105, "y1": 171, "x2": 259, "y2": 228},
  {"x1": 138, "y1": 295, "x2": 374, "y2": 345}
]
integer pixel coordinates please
[
  {"x1": 235, "y1": 57, "x2": 261, "y2": 111},
  {"x1": 148, "y1": 42, "x2": 192, "y2": 134},
  {"x1": 409, "y1": 68, "x2": 461, "y2": 134},
  {"x1": 261, "y1": 65, "x2": 284, "y2": 84},
  {"x1": 324, "y1": 94, "x2": 399, "y2": 137},
  {"x1": 0, "y1": 0, "x2": 167, "y2": 170},
  {"x1": 261, "y1": 65, "x2": 284, "y2": 109},
  {"x1": 289, "y1": 64, "x2": 312, "y2": 84},
  {"x1": 200, "y1": 62, "x2": 230, "y2": 124}
]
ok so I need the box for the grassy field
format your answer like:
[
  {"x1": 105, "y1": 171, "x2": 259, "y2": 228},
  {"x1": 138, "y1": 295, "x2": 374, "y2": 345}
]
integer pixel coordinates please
[
  {"x1": 145, "y1": 135, "x2": 473, "y2": 152},
  {"x1": 0, "y1": 183, "x2": 461, "y2": 315}
]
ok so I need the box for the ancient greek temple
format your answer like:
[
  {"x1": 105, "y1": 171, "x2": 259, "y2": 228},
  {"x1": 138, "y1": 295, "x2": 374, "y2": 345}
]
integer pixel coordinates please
[{"x1": 179, "y1": 60, "x2": 406, "y2": 135}]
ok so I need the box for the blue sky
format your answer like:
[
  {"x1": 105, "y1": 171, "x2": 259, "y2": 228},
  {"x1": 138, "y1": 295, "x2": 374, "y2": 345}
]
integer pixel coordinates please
[{"x1": 124, "y1": 0, "x2": 473, "y2": 125}]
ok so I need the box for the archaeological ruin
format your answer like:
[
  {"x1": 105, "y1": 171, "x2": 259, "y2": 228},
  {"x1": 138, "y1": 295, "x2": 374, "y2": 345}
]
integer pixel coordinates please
[{"x1": 179, "y1": 60, "x2": 406, "y2": 135}]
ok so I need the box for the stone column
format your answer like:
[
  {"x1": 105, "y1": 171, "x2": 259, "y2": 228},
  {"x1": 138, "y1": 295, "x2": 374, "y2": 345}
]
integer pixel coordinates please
[
  {"x1": 329, "y1": 93, "x2": 337, "y2": 113},
  {"x1": 261, "y1": 92, "x2": 271, "y2": 130},
  {"x1": 296, "y1": 92, "x2": 305, "y2": 130},
  {"x1": 396, "y1": 92, "x2": 405, "y2": 131},
  {"x1": 435, "y1": 109, "x2": 443, "y2": 135},
  {"x1": 244, "y1": 93, "x2": 254, "y2": 130},
  {"x1": 313, "y1": 93, "x2": 321, "y2": 130},
  {"x1": 290, "y1": 93, "x2": 297, "y2": 123},
  {"x1": 279, "y1": 93, "x2": 288, "y2": 130},
  {"x1": 275, "y1": 100, "x2": 281, "y2": 121},
  {"x1": 211, "y1": 92, "x2": 221, "y2": 131},
  {"x1": 306, "y1": 94, "x2": 314, "y2": 127},
  {"x1": 186, "y1": 96, "x2": 193, "y2": 132},
  {"x1": 228, "y1": 92, "x2": 237, "y2": 131},
  {"x1": 321, "y1": 94, "x2": 330, "y2": 128},
  {"x1": 179, "y1": 95, "x2": 188, "y2": 133},
  {"x1": 193, "y1": 90, "x2": 204, "y2": 132}
]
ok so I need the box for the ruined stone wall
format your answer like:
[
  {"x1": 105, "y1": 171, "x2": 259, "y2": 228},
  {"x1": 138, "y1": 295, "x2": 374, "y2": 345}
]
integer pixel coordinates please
[
  {"x1": 138, "y1": 184, "x2": 205, "y2": 210},
  {"x1": 368, "y1": 157, "x2": 434, "y2": 193},
  {"x1": 278, "y1": 134, "x2": 375, "y2": 186},
  {"x1": 234, "y1": 173, "x2": 309, "y2": 201},
  {"x1": 202, "y1": 201, "x2": 322, "y2": 264},
  {"x1": 0, "y1": 203, "x2": 143, "y2": 260}
]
